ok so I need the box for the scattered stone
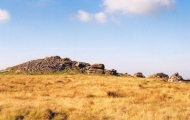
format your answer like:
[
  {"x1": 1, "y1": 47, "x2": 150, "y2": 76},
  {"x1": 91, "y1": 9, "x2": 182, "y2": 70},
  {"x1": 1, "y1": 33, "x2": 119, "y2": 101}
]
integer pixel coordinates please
[
  {"x1": 15, "y1": 115, "x2": 24, "y2": 120},
  {"x1": 117, "y1": 73, "x2": 124, "y2": 76},
  {"x1": 168, "y1": 72, "x2": 183, "y2": 82},
  {"x1": 124, "y1": 73, "x2": 132, "y2": 77},
  {"x1": 107, "y1": 91, "x2": 123, "y2": 98},
  {"x1": 148, "y1": 73, "x2": 169, "y2": 78},
  {"x1": 105, "y1": 69, "x2": 118, "y2": 75},
  {"x1": 134, "y1": 72, "x2": 145, "y2": 78}
]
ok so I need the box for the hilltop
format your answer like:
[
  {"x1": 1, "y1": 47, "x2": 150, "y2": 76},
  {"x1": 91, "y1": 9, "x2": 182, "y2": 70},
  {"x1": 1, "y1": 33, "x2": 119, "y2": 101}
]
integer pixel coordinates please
[
  {"x1": 3, "y1": 56, "x2": 117, "y2": 75},
  {"x1": 1, "y1": 56, "x2": 189, "y2": 83}
]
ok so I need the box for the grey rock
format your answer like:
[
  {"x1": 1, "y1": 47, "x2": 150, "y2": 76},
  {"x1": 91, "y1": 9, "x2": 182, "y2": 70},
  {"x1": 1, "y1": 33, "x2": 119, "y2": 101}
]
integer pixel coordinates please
[
  {"x1": 148, "y1": 73, "x2": 169, "y2": 78},
  {"x1": 62, "y1": 57, "x2": 71, "y2": 61},
  {"x1": 86, "y1": 64, "x2": 105, "y2": 74},
  {"x1": 105, "y1": 69, "x2": 118, "y2": 75},
  {"x1": 134, "y1": 72, "x2": 145, "y2": 78},
  {"x1": 87, "y1": 68, "x2": 104, "y2": 74},
  {"x1": 91, "y1": 64, "x2": 105, "y2": 69},
  {"x1": 75, "y1": 62, "x2": 90, "y2": 68},
  {"x1": 124, "y1": 73, "x2": 132, "y2": 77},
  {"x1": 168, "y1": 72, "x2": 183, "y2": 82}
]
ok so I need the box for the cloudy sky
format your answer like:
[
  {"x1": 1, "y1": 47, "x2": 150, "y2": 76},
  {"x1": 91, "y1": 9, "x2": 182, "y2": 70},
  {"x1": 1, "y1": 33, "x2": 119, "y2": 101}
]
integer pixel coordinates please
[{"x1": 0, "y1": 0, "x2": 190, "y2": 78}]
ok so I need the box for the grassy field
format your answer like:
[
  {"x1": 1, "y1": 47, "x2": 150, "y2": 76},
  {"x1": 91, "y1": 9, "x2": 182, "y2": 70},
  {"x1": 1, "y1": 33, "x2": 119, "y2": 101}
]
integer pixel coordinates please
[{"x1": 0, "y1": 74, "x2": 190, "y2": 120}]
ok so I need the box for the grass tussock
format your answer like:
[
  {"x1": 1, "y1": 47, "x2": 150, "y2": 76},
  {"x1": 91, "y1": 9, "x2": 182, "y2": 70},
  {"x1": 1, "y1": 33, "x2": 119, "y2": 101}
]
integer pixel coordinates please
[
  {"x1": 107, "y1": 91, "x2": 124, "y2": 98},
  {"x1": 0, "y1": 74, "x2": 190, "y2": 120}
]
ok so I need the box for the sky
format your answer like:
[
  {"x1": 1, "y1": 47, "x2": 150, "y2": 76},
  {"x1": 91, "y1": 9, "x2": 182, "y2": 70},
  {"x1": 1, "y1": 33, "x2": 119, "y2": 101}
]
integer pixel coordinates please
[{"x1": 0, "y1": 0, "x2": 190, "y2": 78}]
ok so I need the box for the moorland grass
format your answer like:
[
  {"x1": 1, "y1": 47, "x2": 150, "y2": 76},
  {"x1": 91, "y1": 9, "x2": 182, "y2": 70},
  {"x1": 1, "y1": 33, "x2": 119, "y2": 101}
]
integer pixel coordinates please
[{"x1": 0, "y1": 74, "x2": 190, "y2": 120}]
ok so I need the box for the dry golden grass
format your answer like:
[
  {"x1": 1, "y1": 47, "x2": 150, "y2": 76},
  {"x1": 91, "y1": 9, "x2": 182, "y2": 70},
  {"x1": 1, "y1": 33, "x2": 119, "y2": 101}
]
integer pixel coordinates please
[{"x1": 0, "y1": 74, "x2": 190, "y2": 120}]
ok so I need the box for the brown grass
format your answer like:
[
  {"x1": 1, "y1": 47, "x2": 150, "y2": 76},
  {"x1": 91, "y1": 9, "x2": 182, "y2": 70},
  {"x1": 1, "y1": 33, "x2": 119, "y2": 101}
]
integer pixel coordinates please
[{"x1": 0, "y1": 74, "x2": 190, "y2": 120}]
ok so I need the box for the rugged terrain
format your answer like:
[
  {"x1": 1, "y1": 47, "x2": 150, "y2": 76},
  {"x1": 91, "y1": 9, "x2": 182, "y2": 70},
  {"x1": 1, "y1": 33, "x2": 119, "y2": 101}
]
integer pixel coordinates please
[
  {"x1": 4, "y1": 56, "x2": 117, "y2": 75},
  {"x1": 1, "y1": 56, "x2": 187, "y2": 83}
]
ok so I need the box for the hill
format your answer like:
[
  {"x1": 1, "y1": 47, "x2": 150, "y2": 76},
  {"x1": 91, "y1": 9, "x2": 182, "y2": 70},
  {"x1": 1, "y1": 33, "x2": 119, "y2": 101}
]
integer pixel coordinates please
[
  {"x1": 4, "y1": 56, "x2": 117, "y2": 75},
  {"x1": 1, "y1": 56, "x2": 188, "y2": 83}
]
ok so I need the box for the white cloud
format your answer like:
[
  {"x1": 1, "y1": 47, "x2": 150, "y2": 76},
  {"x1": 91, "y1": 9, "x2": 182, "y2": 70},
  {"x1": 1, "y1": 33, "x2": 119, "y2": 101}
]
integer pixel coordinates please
[
  {"x1": 75, "y1": 0, "x2": 176, "y2": 24},
  {"x1": 95, "y1": 12, "x2": 107, "y2": 24},
  {"x1": 0, "y1": 9, "x2": 10, "y2": 23},
  {"x1": 76, "y1": 10, "x2": 107, "y2": 24},
  {"x1": 103, "y1": 0, "x2": 176, "y2": 15},
  {"x1": 76, "y1": 10, "x2": 92, "y2": 22}
]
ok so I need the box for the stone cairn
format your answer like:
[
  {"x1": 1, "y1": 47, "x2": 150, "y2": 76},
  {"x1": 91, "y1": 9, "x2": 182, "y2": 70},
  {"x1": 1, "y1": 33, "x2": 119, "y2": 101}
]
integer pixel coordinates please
[
  {"x1": 7, "y1": 56, "x2": 118, "y2": 75},
  {"x1": 168, "y1": 72, "x2": 183, "y2": 82},
  {"x1": 134, "y1": 72, "x2": 145, "y2": 78},
  {"x1": 148, "y1": 73, "x2": 169, "y2": 78}
]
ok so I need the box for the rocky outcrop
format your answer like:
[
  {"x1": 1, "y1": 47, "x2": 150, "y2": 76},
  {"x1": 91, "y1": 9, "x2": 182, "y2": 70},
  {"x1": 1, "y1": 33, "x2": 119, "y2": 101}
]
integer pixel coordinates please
[
  {"x1": 91, "y1": 64, "x2": 105, "y2": 69},
  {"x1": 7, "y1": 56, "x2": 187, "y2": 80},
  {"x1": 75, "y1": 62, "x2": 90, "y2": 68},
  {"x1": 7, "y1": 56, "x2": 117, "y2": 75},
  {"x1": 87, "y1": 68, "x2": 105, "y2": 74},
  {"x1": 105, "y1": 69, "x2": 118, "y2": 75},
  {"x1": 86, "y1": 64, "x2": 105, "y2": 74},
  {"x1": 148, "y1": 73, "x2": 169, "y2": 78},
  {"x1": 10, "y1": 56, "x2": 72, "y2": 73},
  {"x1": 134, "y1": 72, "x2": 145, "y2": 78},
  {"x1": 168, "y1": 72, "x2": 183, "y2": 82}
]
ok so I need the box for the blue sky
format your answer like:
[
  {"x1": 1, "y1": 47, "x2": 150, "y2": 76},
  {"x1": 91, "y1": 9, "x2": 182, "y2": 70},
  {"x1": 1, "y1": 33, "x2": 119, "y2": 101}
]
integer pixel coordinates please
[{"x1": 0, "y1": 0, "x2": 190, "y2": 78}]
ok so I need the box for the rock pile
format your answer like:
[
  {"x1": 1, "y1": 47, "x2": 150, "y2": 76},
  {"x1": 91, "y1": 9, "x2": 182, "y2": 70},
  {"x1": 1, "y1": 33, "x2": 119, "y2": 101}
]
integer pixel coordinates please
[
  {"x1": 134, "y1": 72, "x2": 145, "y2": 78},
  {"x1": 87, "y1": 64, "x2": 105, "y2": 74},
  {"x1": 7, "y1": 56, "x2": 117, "y2": 75},
  {"x1": 168, "y1": 72, "x2": 183, "y2": 82},
  {"x1": 148, "y1": 73, "x2": 169, "y2": 78},
  {"x1": 11, "y1": 56, "x2": 72, "y2": 73},
  {"x1": 105, "y1": 69, "x2": 118, "y2": 75},
  {"x1": 73, "y1": 62, "x2": 91, "y2": 73}
]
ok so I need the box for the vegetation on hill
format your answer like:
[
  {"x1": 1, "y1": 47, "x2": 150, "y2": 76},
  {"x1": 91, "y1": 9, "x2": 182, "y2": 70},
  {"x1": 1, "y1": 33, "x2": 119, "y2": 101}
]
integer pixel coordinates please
[{"x1": 0, "y1": 74, "x2": 190, "y2": 120}]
